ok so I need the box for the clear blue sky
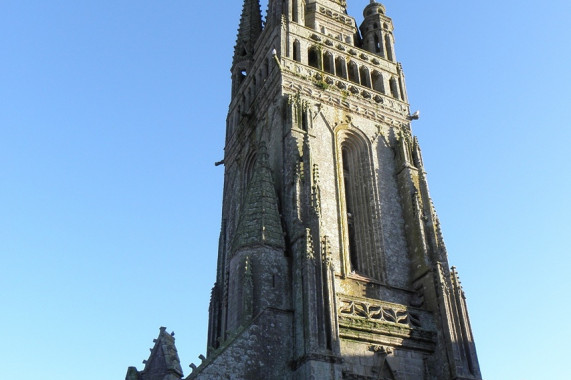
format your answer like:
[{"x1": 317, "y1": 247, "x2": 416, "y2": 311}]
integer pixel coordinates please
[{"x1": 1, "y1": 1, "x2": 569, "y2": 379}]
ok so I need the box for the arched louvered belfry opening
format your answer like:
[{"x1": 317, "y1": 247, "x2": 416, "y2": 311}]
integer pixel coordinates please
[{"x1": 336, "y1": 127, "x2": 383, "y2": 280}]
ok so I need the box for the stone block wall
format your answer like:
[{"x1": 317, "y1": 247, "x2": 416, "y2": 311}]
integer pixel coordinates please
[{"x1": 188, "y1": 308, "x2": 293, "y2": 380}]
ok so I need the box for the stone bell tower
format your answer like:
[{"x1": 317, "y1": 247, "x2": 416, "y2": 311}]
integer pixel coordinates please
[{"x1": 126, "y1": 1, "x2": 482, "y2": 379}]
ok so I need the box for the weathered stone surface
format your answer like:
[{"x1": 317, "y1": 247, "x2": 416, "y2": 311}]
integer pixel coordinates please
[
  {"x1": 126, "y1": 327, "x2": 183, "y2": 380},
  {"x1": 127, "y1": 2, "x2": 482, "y2": 379},
  {"x1": 188, "y1": 309, "x2": 292, "y2": 380}
]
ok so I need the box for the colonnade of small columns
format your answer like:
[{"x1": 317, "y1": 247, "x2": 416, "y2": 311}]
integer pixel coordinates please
[{"x1": 293, "y1": 41, "x2": 405, "y2": 101}]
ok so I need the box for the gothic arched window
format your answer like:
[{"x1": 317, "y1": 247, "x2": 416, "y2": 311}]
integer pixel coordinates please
[
  {"x1": 337, "y1": 130, "x2": 382, "y2": 280},
  {"x1": 292, "y1": 0, "x2": 299, "y2": 23},
  {"x1": 390, "y1": 77, "x2": 399, "y2": 98},
  {"x1": 308, "y1": 47, "x2": 321, "y2": 69},
  {"x1": 372, "y1": 71, "x2": 385, "y2": 94},
  {"x1": 348, "y1": 61, "x2": 359, "y2": 84},
  {"x1": 385, "y1": 34, "x2": 394, "y2": 61},
  {"x1": 293, "y1": 40, "x2": 301, "y2": 62},
  {"x1": 323, "y1": 52, "x2": 334, "y2": 74},
  {"x1": 335, "y1": 57, "x2": 347, "y2": 79},
  {"x1": 360, "y1": 66, "x2": 371, "y2": 88}
]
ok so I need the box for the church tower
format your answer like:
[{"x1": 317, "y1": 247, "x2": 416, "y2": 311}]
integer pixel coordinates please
[{"x1": 127, "y1": 1, "x2": 482, "y2": 379}]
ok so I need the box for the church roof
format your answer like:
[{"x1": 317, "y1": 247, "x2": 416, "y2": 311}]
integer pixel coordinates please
[
  {"x1": 233, "y1": 0, "x2": 263, "y2": 66},
  {"x1": 233, "y1": 143, "x2": 285, "y2": 251}
]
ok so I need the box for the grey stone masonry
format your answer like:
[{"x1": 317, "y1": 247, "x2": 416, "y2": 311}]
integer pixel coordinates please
[
  {"x1": 127, "y1": 1, "x2": 483, "y2": 379},
  {"x1": 126, "y1": 327, "x2": 183, "y2": 380}
]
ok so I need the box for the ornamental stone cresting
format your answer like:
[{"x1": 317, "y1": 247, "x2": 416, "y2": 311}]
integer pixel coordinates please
[{"x1": 126, "y1": 1, "x2": 482, "y2": 379}]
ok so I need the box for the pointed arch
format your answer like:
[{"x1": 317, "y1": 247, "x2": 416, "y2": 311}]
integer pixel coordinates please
[
  {"x1": 360, "y1": 66, "x2": 371, "y2": 88},
  {"x1": 293, "y1": 39, "x2": 301, "y2": 62},
  {"x1": 390, "y1": 77, "x2": 400, "y2": 98},
  {"x1": 372, "y1": 70, "x2": 385, "y2": 94},
  {"x1": 308, "y1": 46, "x2": 321, "y2": 69},
  {"x1": 323, "y1": 51, "x2": 335, "y2": 74},
  {"x1": 348, "y1": 61, "x2": 359, "y2": 84},
  {"x1": 292, "y1": 0, "x2": 299, "y2": 22},
  {"x1": 385, "y1": 34, "x2": 394, "y2": 61},
  {"x1": 335, "y1": 56, "x2": 347, "y2": 79},
  {"x1": 335, "y1": 126, "x2": 383, "y2": 280}
]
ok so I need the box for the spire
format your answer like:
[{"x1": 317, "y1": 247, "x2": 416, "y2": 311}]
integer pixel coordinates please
[
  {"x1": 233, "y1": 143, "x2": 285, "y2": 252},
  {"x1": 233, "y1": 0, "x2": 263, "y2": 67}
]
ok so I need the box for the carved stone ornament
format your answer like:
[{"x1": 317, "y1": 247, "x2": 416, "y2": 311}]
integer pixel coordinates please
[
  {"x1": 338, "y1": 295, "x2": 422, "y2": 328},
  {"x1": 369, "y1": 345, "x2": 394, "y2": 355}
]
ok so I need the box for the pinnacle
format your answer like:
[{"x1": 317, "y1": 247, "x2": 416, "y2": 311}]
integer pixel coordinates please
[
  {"x1": 233, "y1": 142, "x2": 285, "y2": 252},
  {"x1": 233, "y1": 0, "x2": 263, "y2": 65},
  {"x1": 136, "y1": 327, "x2": 183, "y2": 379}
]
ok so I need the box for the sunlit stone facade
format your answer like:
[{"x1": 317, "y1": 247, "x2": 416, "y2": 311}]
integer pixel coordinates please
[{"x1": 127, "y1": 2, "x2": 482, "y2": 379}]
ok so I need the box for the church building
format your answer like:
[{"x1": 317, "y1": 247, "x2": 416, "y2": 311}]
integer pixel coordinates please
[{"x1": 126, "y1": 1, "x2": 482, "y2": 379}]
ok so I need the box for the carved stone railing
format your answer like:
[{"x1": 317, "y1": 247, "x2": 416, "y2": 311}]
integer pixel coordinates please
[
  {"x1": 338, "y1": 295, "x2": 422, "y2": 329},
  {"x1": 337, "y1": 294, "x2": 436, "y2": 351}
]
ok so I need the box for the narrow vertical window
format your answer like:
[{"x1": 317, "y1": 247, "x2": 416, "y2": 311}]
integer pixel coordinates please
[
  {"x1": 343, "y1": 148, "x2": 359, "y2": 272},
  {"x1": 372, "y1": 71, "x2": 385, "y2": 94},
  {"x1": 293, "y1": 40, "x2": 301, "y2": 62},
  {"x1": 360, "y1": 66, "x2": 371, "y2": 88},
  {"x1": 374, "y1": 33, "x2": 381, "y2": 54},
  {"x1": 335, "y1": 57, "x2": 347, "y2": 79},
  {"x1": 323, "y1": 52, "x2": 334, "y2": 74},
  {"x1": 385, "y1": 34, "x2": 394, "y2": 61},
  {"x1": 348, "y1": 62, "x2": 359, "y2": 84},
  {"x1": 390, "y1": 77, "x2": 399, "y2": 98},
  {"x1": 301, "y1": 109, "x2": 308, "y2": 131},
  {"x1": 292, "y1": 0, "x2": 299, "y2": 23},
  {"x1": 308, "y1": 47, "x2": 320, "y2": 69},
  {"x1": 338, "y1": 133, "x2": 381, "y2": 280}
]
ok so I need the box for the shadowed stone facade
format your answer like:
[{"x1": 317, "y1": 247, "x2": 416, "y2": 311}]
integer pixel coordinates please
[{"x1": 126, "y1": 1, "x2": 482, "y2": 379}]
